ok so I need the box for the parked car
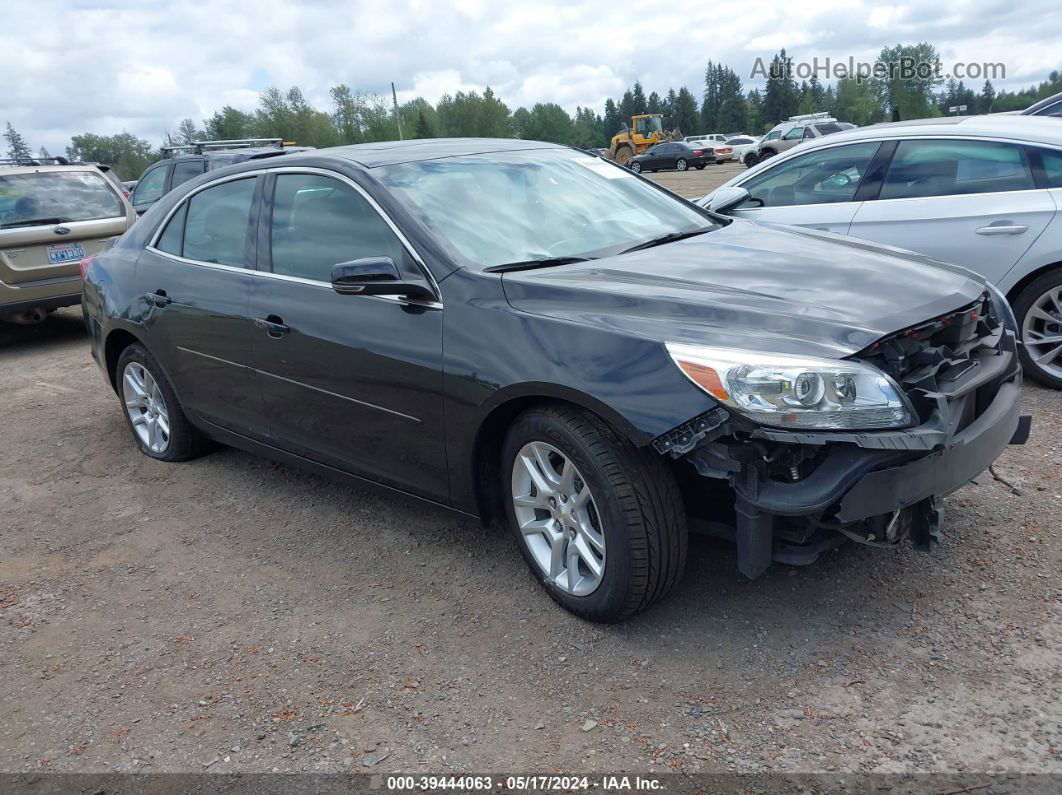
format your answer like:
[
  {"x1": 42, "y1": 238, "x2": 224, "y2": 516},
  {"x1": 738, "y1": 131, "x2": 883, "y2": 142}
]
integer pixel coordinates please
[
  {"x1": 719, "y1": 135, "x2": 760, "y2": 165},
  {"x1": 698, "y1": 115, "x2": 1062, "y2": 388},
  {"x1": 84, "y1": 139, "x2": 1027, "y2": 622},
  {"x1": 628, "y1": 141, "x2": 713, "y2": 172},
  {"x1": 754, "y1": 114, "x2": 856, "y2": 163},
  {"x1": 130, "y1": 138, "x2": 311, "y2": 215},
  {"x1": 1, "y1": 158, "x2": 134, "y2": 324},
  {"x1": 1020, "y1": 91, "x2": 1062, "y2": 118}
]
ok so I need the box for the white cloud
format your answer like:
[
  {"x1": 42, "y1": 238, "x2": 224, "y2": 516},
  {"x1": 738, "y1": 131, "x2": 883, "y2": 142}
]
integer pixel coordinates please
[{"x1": 1, "y1": 0, "x2": 1059, "y2": 156}]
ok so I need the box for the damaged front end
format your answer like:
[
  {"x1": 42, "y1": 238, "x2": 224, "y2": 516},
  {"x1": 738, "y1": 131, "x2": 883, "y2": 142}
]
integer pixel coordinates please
[{"x1": 655, "y1": 291, "x2": 1030, "y2": 579}]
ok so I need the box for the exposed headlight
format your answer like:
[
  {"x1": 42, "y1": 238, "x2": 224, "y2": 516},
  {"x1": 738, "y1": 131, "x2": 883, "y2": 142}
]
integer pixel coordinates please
[
  {"x1": 986, "y1": 283, "x2": 1017, "y2": 333},
  {"x1": 665, "y1": 343, "x2": 914, "y2": 430}
]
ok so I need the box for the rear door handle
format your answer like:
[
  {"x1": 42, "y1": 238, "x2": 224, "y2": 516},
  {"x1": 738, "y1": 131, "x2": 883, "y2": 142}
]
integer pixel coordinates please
[
  {"x1": 255, "y1": 315, "x2": 290, "y2": 338},
  {"x1": 146, "y1": 290, "x2": 171, "y2": 307},
  {"x1": 975, "y1": 224, "x2": 1028, "y2": 236}
]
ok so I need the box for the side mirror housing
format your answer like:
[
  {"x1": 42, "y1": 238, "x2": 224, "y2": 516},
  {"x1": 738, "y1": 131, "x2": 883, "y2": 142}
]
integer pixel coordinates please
[
  {"x1": 330, "y1": 257, "x2": 434, "y2": 301},
  {"x1": 706, "y1": 186, "x2": 752, "y2": 214}
]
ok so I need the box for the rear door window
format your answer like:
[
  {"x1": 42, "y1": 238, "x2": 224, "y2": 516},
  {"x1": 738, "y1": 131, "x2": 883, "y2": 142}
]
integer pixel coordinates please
[
  {"x1": 182, "y1": 178, "x2": 256, "y2": 267},
  {"x1": 132, "y1": 164, "x2": 168, "y2": 206},
  {"x1": 880, "y1": 139, "x2": 1036, "y2": 199},
  {"x1": 1035, "y1": 148, "x2": 1062, "y2": 188},
  {"x1": 0, "y1": 171, "x2": 123, "y2": 229}
]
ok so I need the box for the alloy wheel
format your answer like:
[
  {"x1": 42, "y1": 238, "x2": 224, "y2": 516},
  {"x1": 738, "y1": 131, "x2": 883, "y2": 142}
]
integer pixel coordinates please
[
  {"x1": 1022, "y1": 285, "x2": 1062, "y2": 380},
  {"x1": 122, "y1": 361, "x2": 171, "y2": 453},
  {"x1": 511, "y1": 441, "x2": 605, "y2": 596},
  {"x1": 676, "y1": 159, "x2": 688, "y2": 171}
]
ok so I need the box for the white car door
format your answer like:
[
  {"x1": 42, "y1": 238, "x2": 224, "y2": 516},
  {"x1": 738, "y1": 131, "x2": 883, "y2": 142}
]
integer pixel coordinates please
[
  {"x1": 724, "y1": 141, "x2": 883, "y2": 234},
  {"x1": 848, "y1": 138, "x2": 1056, "y2": 284}
]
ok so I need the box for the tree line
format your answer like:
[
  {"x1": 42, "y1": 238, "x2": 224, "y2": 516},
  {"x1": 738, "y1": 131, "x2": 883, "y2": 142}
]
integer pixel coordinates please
[{"x1": 5, "y1": 45, "x2": 1061, "y2": 180}]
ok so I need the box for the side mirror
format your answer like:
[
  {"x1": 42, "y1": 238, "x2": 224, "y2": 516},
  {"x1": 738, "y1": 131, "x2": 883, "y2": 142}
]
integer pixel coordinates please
[
  {"x1": 706, "y1": 186, "x2": 752, "y2": 214},
  {"x1": 330, "y1": 257, "x2": 434, "y2": 301}
]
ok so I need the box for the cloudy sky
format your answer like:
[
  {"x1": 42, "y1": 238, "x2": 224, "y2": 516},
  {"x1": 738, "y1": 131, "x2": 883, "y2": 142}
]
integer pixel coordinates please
[{"x1": 3, "y1": 0, "x2": 1060, "y2": 154}]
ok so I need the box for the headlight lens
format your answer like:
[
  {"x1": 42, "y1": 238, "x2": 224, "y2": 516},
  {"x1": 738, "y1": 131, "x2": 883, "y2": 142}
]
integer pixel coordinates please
[
  {"x1": 986, "y1": 283, "x2": 1017, "y2": 332},
  {"x1": 665, "y1": 343, "x2": 914, "y2": 430}
]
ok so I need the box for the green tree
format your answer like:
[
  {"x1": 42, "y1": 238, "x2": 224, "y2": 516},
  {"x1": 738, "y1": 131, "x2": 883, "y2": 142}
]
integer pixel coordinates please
[
  {"x1": 833, "y1": 77, "x2": 883, "y2": 126},
  {"x1": 330, "y1": 84, "x2": 362, "y2": 143},
  {"x1": 571, "y1": 106, "x2": 604, "y2": 148},
  {"x1": 602, "y1": 98, "x2": 621, "y2": 137},
  {"x1": 414, "y1": 106, "x2": 434, "y2": 138},
  {"x1": 718, "y1": 95, "x2": 748, "y2": 133},
  {"x1": 761, "y1": 49, "x2": 799, "y2": 124},
  {"x1": 702, "y1": 61, "x2": 743, "y2": 132},
  {"x1": 869, "y1": 43, "x2": 943, "y2": 120},
  {"x1": 745, "y1": 89, "x2": 764, "y2": 133},
  {"x1": 671, "y1": 87, "x2": 699, "y2": 137},
  {"x1": 646, "y1": 91, "x2": 662, "y2": 115},
  {"x1": 980, "y1": 80, "x2": 996, "y2": 113},
  {"x1": 630, "y1": 82, "x2": 647, "y2": 115},
  {"x1": 4, "y1": 123, "x2": 32, "y2": 160},
  {"x1": 66, "y1": 132, "x2": 156, "y2": 180},
  {"x1": 523, "y1": 103, "x2": 573, "y2": 144},
  {"x1": 203, "y1": 106, "x2": 254, "y2": 141}
]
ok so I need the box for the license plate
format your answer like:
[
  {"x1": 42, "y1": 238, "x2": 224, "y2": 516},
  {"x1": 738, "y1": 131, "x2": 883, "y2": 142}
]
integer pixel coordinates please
[{"x1": 46, "y1": 242, "x2": 86, "y2": 264}]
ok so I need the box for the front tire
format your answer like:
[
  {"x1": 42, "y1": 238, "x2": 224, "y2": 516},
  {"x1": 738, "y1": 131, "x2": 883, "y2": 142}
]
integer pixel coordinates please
[
  {"x1": 1014, "y1": 269, "x2": 1062, "y2": 388},
  {"x1": 744, "y1": 152, "x2": 759, "y2": 168},
  {"x1": 630, "y1": 161, "x2": 642, "y2": 173},
  {"x1": 502, "y1": 405, "x2": 687, "y2": 622},
  {"x1": 116, "y1": 343, "x2": 208, "y2": 461}
]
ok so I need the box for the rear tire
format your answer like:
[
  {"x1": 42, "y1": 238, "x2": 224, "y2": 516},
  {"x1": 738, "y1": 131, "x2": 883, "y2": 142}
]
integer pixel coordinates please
[
  {"x1": 676, "y1": 158, "x2": 688, "y2": 172},
  {"x1": 695, "y1": 164, "x2": 706, "y2": 170},
  {"x1": 758, "y1": 149, "x2": 775, "y2": 162},
  {"x1": 502, "y1": 404, "x2": 687, "y2": 622},
  {"x1": 115, "y1": 343, "x2": 209, "y2": 461},
  {"x1": 1013, "y1": 269, "x2": 1062, "y2": 389}
]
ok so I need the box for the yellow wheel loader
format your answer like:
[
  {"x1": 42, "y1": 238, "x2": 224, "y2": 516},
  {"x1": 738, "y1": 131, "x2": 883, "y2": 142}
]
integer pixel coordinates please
[{"x1": 606, "y1": 114, "x2": 679, "y2": 165}]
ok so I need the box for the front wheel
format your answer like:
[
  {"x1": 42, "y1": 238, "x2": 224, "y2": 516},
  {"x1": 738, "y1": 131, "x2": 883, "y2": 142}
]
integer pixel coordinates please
[
  {"x1": 1014, "y1": 269, "x2": 1062, "y2": 388},
  {"x1": 630, "y1": 161, "x2": 642, "y2": 173},
  {"x1": 502, "y1": 405, "x2": 687, "y2": 622},
  {"x1": 675, "y1": 158, "x2": 688, "y2": 172},
  {"x1": 744, "y1": 152, "x2": 759, "y2": 168}
]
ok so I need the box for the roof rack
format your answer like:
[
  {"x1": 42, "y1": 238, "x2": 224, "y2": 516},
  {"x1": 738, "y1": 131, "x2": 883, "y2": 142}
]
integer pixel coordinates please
[
  {"x1": 788, "y1": 112, "x2": 834, "y2": 122},
  {"x1": 161, "y1": 138, "x2": 285, "y2": 156},
  {"x1": 0, "y1": 156, "x2": 73, "y2": 167}
]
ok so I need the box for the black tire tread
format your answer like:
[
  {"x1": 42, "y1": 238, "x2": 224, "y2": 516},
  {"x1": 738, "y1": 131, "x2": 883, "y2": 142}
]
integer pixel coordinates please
[
  {"x1": 115, "y1": 343, "x2": 209, "y2": 462},
  {"x1": 508, "y1": 404, "x2": 687, "y2": 621},
  {"x1": 1013, "y1": 268, "x2": 1062, "y2": 389}
]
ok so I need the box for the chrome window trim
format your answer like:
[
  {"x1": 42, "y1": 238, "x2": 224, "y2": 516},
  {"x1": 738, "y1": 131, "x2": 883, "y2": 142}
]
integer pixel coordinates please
[{"x1": 144, "y1": 167, "x2": 443, "y2": 309}]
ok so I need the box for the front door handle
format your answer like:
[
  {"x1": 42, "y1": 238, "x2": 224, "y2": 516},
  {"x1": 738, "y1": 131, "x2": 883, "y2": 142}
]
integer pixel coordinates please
[
  {"x1": 146, "y1": 290, "x2": 171, "y2": 307},
  {"x1": 255, "y1": 315, "x2": 290, "y2": 338},
  {"x1": 975, "y1": 223, "x2": 1028, "y2": 236}
]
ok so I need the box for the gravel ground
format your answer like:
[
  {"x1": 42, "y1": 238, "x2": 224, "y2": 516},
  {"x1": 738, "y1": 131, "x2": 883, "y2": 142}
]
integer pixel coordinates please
[{"x1": 1, "y1": 169, "x2": 1059, "y2": 780}]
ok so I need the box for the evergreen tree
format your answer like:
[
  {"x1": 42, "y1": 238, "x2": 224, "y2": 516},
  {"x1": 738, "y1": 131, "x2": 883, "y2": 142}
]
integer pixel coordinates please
[
  {"x1": 4, "y1": 123, "x2": 32, "y2": 160},
  {"x1": 646, "y1": 91, "x2": 662, "y2": 115},
  {"x1": 602, "y1": 98, "x2": 620, "y2": 138},
  {"x1": 980, "y1": 80, "x2": 996, "y2": 113},
  {"x1": 414, "y1": 107, "x2": 434, "y2": 138},
  {"x1": 630, "y1": 82, "x2": 647, "y2": 115},
  {"x1": 671, "y1": 87, "x2": 699, "y2": 137},
  {"x1": 761, "y1": 49, "x2": 799, "y2": 124}
]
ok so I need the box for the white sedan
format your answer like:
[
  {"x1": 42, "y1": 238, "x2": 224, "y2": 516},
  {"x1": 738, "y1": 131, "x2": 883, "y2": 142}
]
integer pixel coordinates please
[
  {"x1": 698, "y1": 115, "x2": 1062, "y2": 388},
  {"x1": 721, "y1": 135, "x2": 761, "y2": 166}
]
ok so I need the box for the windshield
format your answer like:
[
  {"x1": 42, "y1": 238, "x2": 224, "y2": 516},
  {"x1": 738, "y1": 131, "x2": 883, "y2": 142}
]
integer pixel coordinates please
[
  {"x1": 377, "y1": 149, "x2": 715, "y2": 268},
  {"x1": 0, "y1": 171, "x2": 123, "y2": 228}
]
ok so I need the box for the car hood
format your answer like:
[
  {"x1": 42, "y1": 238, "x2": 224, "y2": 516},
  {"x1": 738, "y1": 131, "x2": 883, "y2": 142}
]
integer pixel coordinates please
[{"x1": 500, "y1": 219, "x2": 987, "y2": 359}]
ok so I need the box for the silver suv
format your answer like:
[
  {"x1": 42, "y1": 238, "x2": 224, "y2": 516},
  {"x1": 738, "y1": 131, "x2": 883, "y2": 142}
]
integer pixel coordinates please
[{"x1": 753, "y1": 113, "x2": 855, "y2": 164}]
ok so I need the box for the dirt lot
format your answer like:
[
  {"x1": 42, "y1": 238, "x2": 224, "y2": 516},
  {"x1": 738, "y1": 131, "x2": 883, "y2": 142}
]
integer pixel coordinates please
[{"x1": 1, "y1": 168, "x2": 1059, "y2": 782}]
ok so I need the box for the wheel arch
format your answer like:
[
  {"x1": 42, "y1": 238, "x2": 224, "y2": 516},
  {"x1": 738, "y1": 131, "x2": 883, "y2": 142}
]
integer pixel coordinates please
[
  {"x1": 469, "y1": 386, "x2": 647, "y2": 525},
  {"x1": 104, "y1": 327, "x2": 145, "y2": 392},
  {"x1": 1004, "y1": 259, "x2": 1062, "y2": 306}
]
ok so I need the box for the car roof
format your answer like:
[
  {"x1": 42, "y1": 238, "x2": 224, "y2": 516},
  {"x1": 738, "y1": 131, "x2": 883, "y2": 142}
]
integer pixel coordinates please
[
  {"x1": 792, "y1": 114, "x2": 1062, "y2": 150},
  {"x1": 0, "y1": 163, "x2": 116, "y2": 176},
  {"x1": 283, "y1": 137, "x2": 565, "y2": 168},
  {"x1": 1023, "y1": 91, "x2": 1062, "y2": 115}
]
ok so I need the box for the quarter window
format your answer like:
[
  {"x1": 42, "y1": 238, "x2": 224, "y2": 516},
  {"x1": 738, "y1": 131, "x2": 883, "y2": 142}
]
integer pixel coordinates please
[
  {"x1": 1035, "y1": 148, "x2": 1062, "y2": 188},
  {"x1": 181, "y1": 178, "x2": 256, "y2": 268},
  {"x1": 740, "y1": 142, "x2": 881, "y2": 207},
  {"x1": 156, "y1": 202, "x2": 187, "y2": 256},
  {"x1": 171, "y1": 159, "x2": 205, "y2": 189},
  {"x1": 269, "y1": 173, "x2": 406, "y2": 282},
  {"x1": 132, "y1": 165, "x2": 168, "y2": 206},
  {"x1": 880, "y1": 139, "x2": 1036, "y2": 199}
]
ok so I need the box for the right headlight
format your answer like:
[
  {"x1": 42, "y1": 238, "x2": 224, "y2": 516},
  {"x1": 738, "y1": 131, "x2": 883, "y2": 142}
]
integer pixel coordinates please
[{"x1": 665, "y1": 343, "x2": 914, "y2": 430}]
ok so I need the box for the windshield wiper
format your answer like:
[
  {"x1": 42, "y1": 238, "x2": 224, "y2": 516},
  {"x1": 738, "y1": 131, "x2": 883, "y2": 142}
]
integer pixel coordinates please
[
  {"x1": 620, "y1": 227, "x2": 714, "y2": 254},
  {"x1": 484, "y1": 256, "x2": 592, "y2": 274},
  {"x1": 0, "y1": 216, "x2": 63, "y2": 229}
]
